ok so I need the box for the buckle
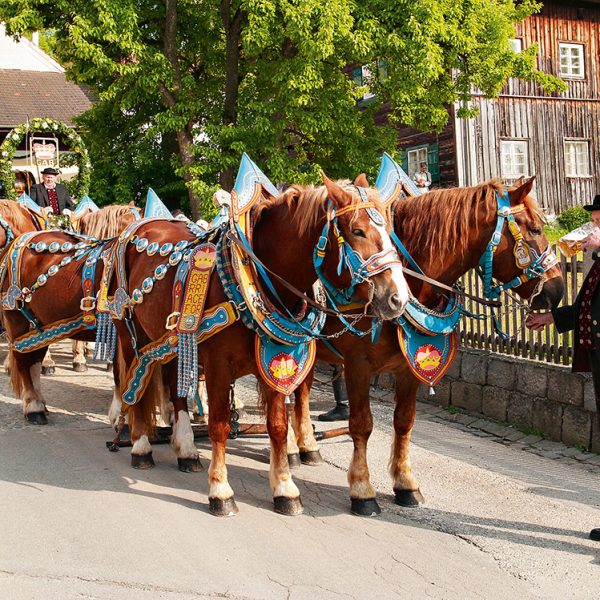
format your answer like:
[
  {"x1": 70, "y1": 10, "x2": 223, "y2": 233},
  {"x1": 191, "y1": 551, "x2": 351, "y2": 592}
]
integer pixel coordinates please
[
  {"x1": 165, "y1": 311, "x2": 180, "y2": 330},
  {"x1": 80, "y1": 296, "x2": 97, "y2": 312}
]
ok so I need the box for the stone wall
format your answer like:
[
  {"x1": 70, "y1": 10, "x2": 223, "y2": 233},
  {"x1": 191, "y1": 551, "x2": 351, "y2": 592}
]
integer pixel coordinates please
[{"x1": 378, "y1": 348, "x2": 600, "y2": 452}]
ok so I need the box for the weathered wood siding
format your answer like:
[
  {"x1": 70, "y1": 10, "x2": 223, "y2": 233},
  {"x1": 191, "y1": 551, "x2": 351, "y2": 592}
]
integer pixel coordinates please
[
  {"x1": 468, "y1": 0, "x2": 600, "y2": 214},
  {"x1": 395, "y1": 108, "x2": 457, "y2": 188}
]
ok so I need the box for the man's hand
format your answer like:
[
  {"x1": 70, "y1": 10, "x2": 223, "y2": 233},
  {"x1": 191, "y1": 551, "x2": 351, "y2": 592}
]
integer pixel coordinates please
[
  {"x1": 525, "y1": 312, "x2": 554, "y2": 331},
  {"x1": 582, "y1": 228, "x2": 600, "y2": 250}
]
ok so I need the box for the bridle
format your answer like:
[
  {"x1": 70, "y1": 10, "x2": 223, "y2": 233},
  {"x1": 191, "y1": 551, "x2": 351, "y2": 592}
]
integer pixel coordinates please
[
  {"x1": 313, "y1": 186, "x2": 403, "y2": 307},
  {"x1": 477, "y1": 190, "x2": 559, "y2": 300}
]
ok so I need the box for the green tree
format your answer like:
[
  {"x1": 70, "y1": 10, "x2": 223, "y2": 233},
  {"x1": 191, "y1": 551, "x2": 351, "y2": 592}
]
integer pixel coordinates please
[{"x1": 1, "y1": 0, "x2": 565, "y2": 219}]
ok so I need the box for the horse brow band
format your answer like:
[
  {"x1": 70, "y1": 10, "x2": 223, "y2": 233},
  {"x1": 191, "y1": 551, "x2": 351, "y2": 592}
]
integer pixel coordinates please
[{"x1": 334, "y1": 202, "x2": 378, "y2": 217}]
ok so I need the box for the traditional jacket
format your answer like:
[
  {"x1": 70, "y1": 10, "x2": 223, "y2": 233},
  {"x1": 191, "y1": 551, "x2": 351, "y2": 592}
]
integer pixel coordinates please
[
  {"x1": 552, "y1": 253, "x2": 600, "y2": 372},
  {"x1": 29, "y1": 183, "x2": 74, "y2": 214}
]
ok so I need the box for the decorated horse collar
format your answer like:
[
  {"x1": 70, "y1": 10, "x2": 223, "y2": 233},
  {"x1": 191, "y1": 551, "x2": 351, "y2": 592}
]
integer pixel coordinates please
[{"x1": 478, "y1": 190, "x2": 559, "y2": 300}]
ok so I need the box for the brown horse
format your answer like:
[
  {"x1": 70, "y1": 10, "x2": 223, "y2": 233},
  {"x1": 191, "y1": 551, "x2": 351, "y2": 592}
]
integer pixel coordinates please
[
  {"x1": 1, "y1": 205, "x2": 140, "y2": 423},
  {"x1": 290, "y1": 177, "x2": 565, "y2": 515},
  {"x1": 111, "y1": 176, "x2": 409, "y2": 515},
  {"x1": 0, "y1": 200, "x2": 44, "y2": 251}
]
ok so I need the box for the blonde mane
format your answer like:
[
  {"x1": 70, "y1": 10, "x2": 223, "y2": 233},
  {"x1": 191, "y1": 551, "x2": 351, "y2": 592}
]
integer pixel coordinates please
[
  {"x1": 395, "y1": 180, "x2": 544, "y2": 260},
  {"x1": 78, "y1": 205, "x2": 137, "y2": 238}
]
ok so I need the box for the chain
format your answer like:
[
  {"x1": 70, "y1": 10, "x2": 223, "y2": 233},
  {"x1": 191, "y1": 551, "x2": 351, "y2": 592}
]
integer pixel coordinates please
[{"x1": 228, "y1": 381, "x2": 240, "y2": 439}]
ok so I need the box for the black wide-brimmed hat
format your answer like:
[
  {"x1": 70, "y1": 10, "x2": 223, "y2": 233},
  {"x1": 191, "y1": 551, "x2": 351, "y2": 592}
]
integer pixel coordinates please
[
  {"x1": 40, "y1": 167, "x2": 60, "y2": 175},
  {"x1": 583, "y1": 194, "x2": 600, "y2": 211}
]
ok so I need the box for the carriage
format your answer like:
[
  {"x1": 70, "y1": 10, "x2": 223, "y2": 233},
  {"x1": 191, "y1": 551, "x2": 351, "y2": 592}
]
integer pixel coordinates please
[{"x1": 0, "y1": 153, "x2": 564, "y2": 516}]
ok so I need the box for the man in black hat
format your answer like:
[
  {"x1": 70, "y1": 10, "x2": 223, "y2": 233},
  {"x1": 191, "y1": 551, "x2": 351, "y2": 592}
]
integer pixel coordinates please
[
  {"x1": 526, "y1": 193, "x2": 600, "y2": 543},
  {"x1": 29, "y1": 167, "x2": 74, "y2": 215}
]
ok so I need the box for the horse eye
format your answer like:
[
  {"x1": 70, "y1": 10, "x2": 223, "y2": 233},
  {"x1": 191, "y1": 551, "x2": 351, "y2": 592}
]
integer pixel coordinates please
[
  {"x1": 352, "y1": 229, "x2": 366, "y2": 238},
  {"x1": 528, "y1": 225, "x2": 542, "y2": 235}
]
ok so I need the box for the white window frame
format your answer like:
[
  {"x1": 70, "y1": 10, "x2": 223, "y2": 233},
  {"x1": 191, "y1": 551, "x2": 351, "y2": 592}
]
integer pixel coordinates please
[
  {"x1": 407, "y1": 146, "x2": 428, "y2": 181},
  {"x1": 564, "y1": 139, "x2": 590, "y2": 177},
  {"x1": 511, "y1": 38, "x2": 523, "y2": 53},
  {"x1": 559, "y1": 42, "x2": 585, "y2": 79},
  {"x1": 500, "y1": 140, "x2": 529, "y2": 179}
]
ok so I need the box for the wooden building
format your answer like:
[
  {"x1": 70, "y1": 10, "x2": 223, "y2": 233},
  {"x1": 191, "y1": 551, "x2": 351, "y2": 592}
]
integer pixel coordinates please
[{"x1": 399, "y1": 0, "x2": 600, "y2": 215}]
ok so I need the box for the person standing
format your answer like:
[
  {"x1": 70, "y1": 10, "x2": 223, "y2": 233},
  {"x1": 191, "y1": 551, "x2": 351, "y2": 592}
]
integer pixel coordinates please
[
  {"x1": 525, "y1": 193, "x2": 600, "y2": 543},
  {"x1": 413, "y1": 161, "x2": 432, "y2": 191},
  {"x1": 29, "y1": 167, "x2": 74, "y2": 215}
]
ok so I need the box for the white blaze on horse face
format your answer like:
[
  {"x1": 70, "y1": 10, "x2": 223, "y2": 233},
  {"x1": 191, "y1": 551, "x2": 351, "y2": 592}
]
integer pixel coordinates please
[{"x1": 373, "y1": 221, "x2": 410, "y2": 312}]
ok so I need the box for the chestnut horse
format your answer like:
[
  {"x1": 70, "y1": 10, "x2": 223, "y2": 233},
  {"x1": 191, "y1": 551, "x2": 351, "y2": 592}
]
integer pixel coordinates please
[
  {"x1": 111, "y1": 176, "x2": 409, "y2": 515},
  {"x1": 290, "y1": 177, "x2": 565, "y2": 515},
  {"x1": 1, "y1": 205, "x2": 140, "y2": 423}
]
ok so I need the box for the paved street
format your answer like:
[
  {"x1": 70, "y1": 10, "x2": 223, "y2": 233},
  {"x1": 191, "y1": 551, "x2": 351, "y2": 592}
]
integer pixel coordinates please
[{"x1": 0, "y1": 342, "x2": 598, "y2": 599}]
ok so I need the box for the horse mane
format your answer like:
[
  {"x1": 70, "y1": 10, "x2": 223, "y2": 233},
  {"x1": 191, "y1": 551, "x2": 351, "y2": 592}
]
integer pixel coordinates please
[
  {"x1": 78, "y1": 205, "x2": 136, "y2": 238},
  {"x1": 395, "y1": 180, "x2": 508, "y2": 259},
  {"x1": 0, "y1": 200, "x2": 41, "y2": 232},
  {"x1": 253, "y1": 181, "x2": 386, "y2": 236}
]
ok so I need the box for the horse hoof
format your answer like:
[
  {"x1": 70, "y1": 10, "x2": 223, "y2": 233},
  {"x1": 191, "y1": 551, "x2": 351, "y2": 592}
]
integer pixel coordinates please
[
  {"x1": 41, "y1": 366, "x2": 55, "y2": 376},
  {"x1": 25, "y1": 411, "x2": 48, "y2": 425},
  {"x1": 274, "y1": 496, "x2": 304, "y2": 516},
  {"x1": 351, "y1": 498, "x2": 381, "y2": 516},
  {"x1": 72, "y1": 363, "x2": 87, "y2": 373},
  {"x1": 288, "y1": 453, "x2": 302, "y2": 469},
  {"x1": 209, "y1": 497, "x2": 238, "y2": 517},
  {"x1": 178, "y1": 456, "x2": 203, "y2": 473},
  {"x1": 300, "y1": 450, "x2": 324, "y2": 465},
  {"x1": 394, "y1": 488, "x2": 425, "y2": 507},
  {"x1": 131, "y1": 452, "x2": 155, "y2": 469}
]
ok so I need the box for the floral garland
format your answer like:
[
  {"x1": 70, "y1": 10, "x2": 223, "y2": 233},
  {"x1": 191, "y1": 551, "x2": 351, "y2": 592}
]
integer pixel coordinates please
[{"x1": 0, "y1": 118, "x2": 91, "y2": 201}]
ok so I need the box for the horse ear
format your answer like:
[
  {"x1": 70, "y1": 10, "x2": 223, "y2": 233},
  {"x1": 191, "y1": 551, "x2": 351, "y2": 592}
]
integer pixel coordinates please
[
  {"x1": 354, "y1": 173, "x2": 370, "y2": 188},
  {"x1": 509, "y1": 175, "x2": 536, "y2": 204},
  {"x1": 322, "y1": 173, "x2": 351, "y2": 208},
  {"x1": 128, "y1": 200, "x2": 136, "y2": 207}
]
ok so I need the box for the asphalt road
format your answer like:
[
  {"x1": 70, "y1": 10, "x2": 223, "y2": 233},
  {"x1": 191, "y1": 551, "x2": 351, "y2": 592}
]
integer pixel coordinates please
[{"x1": 0, "y1": 342, "x2": 598, "y2": 599}]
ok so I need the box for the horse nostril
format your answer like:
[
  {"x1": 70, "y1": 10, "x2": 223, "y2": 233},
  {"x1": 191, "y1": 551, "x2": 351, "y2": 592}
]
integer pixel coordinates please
[{"x1": 388, "y1": 293, "x2": 406, "y2": 312}]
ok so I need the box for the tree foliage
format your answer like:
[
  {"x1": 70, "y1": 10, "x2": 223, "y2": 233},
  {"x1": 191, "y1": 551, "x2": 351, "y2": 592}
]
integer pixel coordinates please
[{"x1": 0, "y1": 0, "x2": 566, "y2": 218}]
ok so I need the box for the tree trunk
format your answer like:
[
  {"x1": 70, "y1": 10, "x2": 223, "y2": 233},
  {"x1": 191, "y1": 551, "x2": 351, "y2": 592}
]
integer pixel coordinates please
[
  {"x1": 163, "y1": 0, "x2": 202, "y2": 219},
  {"x1": 220, "y1": 1, "x2": 243, "y2": 191}
]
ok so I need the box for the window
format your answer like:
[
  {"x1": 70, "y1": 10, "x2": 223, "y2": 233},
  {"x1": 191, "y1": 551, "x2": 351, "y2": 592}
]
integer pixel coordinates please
[
  {"x1": 500, "y1": 140, "x2": 529, "y2": 178},
  {"x1": 351, "y1": 60, "x2": 388, "y2": 104},
  {"x1": 402, "y1": 144, "x2": 440, "y2": 184},
  {"x1": 559, "y1": 43, "x2": 585, "y2": 78},
  {"x1": 564, "y1": 140, "x2": 590, "y2": 177},
  {"x1": 511, "y1": 38, "x2": 523, "y2": 53}
]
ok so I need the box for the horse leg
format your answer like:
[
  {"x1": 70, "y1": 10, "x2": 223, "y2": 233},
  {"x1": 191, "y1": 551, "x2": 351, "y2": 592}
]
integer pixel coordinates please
[
  {"x1": 261, "y1": 382, "x2": 303, "y2": 515},
  {"x1": 389, "y1": 375, "x2": 424, "y2": 507},
  {"x1": 205, "y1": 368, "x2": 238, "y2": 516},
  {"x1": 113, "y1": 339, "x2": 155, "y2": 469},
  {"x1": 291, "y1": 371, "x2": 323, "y2": 466},
  {"x1": 41, "y1": 345, "x2": 55, "y2": 376},
  {"x1": 9, "y1": 348, "x2": 49, "y2": 424},
  {"x1": 345, "y1": 361, "x2": 380, "y2": 516},
  {"x1": 163, "y1": 361, "x2": 202, "y2": 473},
  {"x1": 72, "y1": 340, "x2": 88, "y2": 373}
]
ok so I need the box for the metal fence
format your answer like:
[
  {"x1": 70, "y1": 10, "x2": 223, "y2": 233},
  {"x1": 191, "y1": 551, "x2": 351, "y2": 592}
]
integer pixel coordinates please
[{"x1": 459, "y1": 245, "x2": 580, "y2": 365}]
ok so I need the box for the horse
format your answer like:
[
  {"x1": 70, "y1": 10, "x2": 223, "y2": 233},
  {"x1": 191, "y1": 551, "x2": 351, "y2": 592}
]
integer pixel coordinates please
[
  {"x1": 1, "y1": 204, "x2": 140, "y2": 423},
  {"x1": 110, "y1": 175, "x2": 410, "y2": 515},
  {"x1": 288, "y1": 177, "x2": 565, "y2": 515}
]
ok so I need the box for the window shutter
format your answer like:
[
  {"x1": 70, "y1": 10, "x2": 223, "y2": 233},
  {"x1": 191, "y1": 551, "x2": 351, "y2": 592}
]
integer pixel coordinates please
[{"x1": 428, "y1": 143, "x2": 440, "y2": 183}]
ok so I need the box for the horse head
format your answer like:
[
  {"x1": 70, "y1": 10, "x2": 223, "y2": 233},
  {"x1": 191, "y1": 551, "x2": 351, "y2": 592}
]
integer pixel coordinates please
[
  {"x1": 320, "y1": 174, "x2": 409, "y2": 320},
  {"x1": 487, "y1": 177, "x2": 564, "y2": 310}
]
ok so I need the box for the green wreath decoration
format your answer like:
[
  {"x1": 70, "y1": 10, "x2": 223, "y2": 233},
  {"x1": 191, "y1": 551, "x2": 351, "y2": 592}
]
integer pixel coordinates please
[{"x1": 0, "y1": 117, "x2": 91, "y2": 201}]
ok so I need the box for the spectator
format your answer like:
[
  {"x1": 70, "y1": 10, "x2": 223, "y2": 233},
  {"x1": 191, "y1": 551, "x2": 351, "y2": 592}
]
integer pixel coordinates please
[{"x1": 525, "y1": 192, "x2": 600, "y2": 543}]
